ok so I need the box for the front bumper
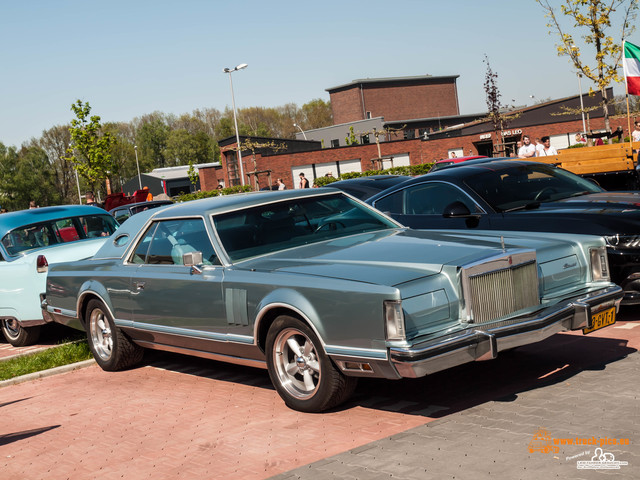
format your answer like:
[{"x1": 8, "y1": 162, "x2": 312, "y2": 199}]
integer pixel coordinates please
[{"x1": 390, "y1": 285, "x2": 623, "y2": 379}]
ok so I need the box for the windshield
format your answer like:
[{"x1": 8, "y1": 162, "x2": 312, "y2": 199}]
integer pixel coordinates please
[
  {"x1": 213, "y1": 194, "x2": 396, "y2": 262},
  {"x1": 463, "y1": 163, "x2": 603, "y2": 211},
  {"x1": 1, "y1": 214, "x2": 118, "y2": 257}
]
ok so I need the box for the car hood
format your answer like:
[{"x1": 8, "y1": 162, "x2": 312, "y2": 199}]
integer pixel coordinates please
[
  {"x1": 541, "y1": 191, "x2": 640, "y2": 212},
  {"x1": 238, "y1": 229, "x2": 560, "y2": 287}
]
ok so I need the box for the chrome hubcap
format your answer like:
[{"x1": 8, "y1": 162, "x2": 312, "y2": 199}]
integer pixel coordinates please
[
  {"x1": 3, "y1": 319, "x2": 21, "y2": 339},
  {"x1": 90, "y1": 309, "x2": 113, "y2": 361},
  {"x1": 274, "y1": 328, "x2": 320, "y2": 400}
]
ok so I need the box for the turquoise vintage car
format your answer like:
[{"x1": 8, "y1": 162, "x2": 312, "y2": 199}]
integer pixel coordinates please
[
  {"x1": 43, "y1": 190, "x2": 622, "y2": 412},
  {"x1": 0, "y1": 206, "x2": 118, "y2": 346}
]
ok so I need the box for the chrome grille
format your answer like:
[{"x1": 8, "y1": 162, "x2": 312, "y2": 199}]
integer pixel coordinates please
[{"x1": 463, "y1": 252, "x2": 539, "y2": 324}]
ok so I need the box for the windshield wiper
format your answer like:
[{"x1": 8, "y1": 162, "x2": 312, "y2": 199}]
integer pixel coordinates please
[{"x1": 502, "y1": 202, "x2": 541, "y2": 212}]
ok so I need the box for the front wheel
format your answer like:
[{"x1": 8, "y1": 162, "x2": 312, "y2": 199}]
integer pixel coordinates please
[
  {"x1": 265, "y1": 315, "x2": 357, "y2": 412},
  {"x1": 1, "y1": 319, "x2": 41, "y2": 347},
  {"x1": 85, "y1": 299, "x2": 143, "y2": 371}
]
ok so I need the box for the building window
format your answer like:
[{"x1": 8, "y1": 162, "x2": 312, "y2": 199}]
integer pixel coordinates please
[
  {"x1": 404, "y1": 129, "x2": 416, "y2": 140},
  {"x1": 360, "y1": 134, "x2": 370, "y2": 144},
  {"x1": 331, "y1": 139, "x2": 340, "y2": 148},
  {"x1": 225, "y1": 151, "x2": 241, "y2": 186},
  {"x1": 366, "y1": 111, "x2": 372, "y2": 119}
]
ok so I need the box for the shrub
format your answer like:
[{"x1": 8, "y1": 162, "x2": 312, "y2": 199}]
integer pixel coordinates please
[
  {"x1": 176, "y1": 185, "x2": 252, "y2": 203},
  {"x1": 312, "y1": 163, "x2": 434, "y2": 186}
]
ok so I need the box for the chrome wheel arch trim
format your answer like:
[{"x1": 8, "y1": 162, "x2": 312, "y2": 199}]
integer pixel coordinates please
[{"x1": 253, "y1": 302, "x2": 326, "y2": 349}]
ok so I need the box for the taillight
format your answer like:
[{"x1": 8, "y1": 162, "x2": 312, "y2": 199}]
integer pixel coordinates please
[{"x1": 36, "y1": 255, "x2": 48, "y2": 273}]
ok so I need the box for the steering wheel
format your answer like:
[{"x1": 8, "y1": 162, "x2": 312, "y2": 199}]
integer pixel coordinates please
[
  {"x1": 314, "y1": 221, "x2": 346, "y2": 233},
  {"x1": 534, "y1": 187, "x2": 557, "y2": 202}
]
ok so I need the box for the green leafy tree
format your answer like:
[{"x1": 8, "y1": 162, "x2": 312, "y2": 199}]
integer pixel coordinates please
[
  {"x1": 0, "y1": 143, "x2": 61, "y2": 210},
  {"x1": 345, "y1": 126, "x2": 359, "y2": 145},
  {"x1": 536, "y1": 0, "x2": 638, "y2": 131},
  {"x1": 300, "y1": 98, "x2": 333, "y2": 130},
  {"x1": 64, "y1": 100, "x2": 116, "y2": 193},
  {"x1": 38, "y1": 124, "x2": 78, "y2": 204},
  {"x1": 135, "y1": 113, "x2": 170, "y2": 169}
]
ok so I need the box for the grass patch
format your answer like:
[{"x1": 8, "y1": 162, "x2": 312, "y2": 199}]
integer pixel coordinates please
[{"x1": 0, "y1": 340, "x2": 93, "y2": 381}]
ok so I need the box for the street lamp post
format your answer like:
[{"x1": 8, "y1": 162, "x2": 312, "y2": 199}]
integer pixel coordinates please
[
  {"x1": 134, "y1": 145, "x2": 142, "y2": 190},
  {"x1": 293, "y1": 123, "x2": 307, "y2": 140},
  {"x1": 69, "y1": 143, "x2": 82, "y2": 204},
  {"x1": 577, "y1": 73, "x2": 587, "y2": 134},
  {"x1": 223, "y1": 63, "x2": 248, "y2": 186}
]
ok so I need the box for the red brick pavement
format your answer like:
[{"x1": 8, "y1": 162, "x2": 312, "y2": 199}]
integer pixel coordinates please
[{"x1": 1, "y1": 311, "x2": 639, "y2": 480}]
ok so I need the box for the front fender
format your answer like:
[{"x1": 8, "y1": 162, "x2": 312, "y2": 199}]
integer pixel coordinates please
[{"x1": 254, "y1": 288, "x2": 324, "y2": 344}]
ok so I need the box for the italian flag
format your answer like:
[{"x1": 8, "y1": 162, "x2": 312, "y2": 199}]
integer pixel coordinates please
[{"x1": 623, "y1": 41, "x2": 640, "y2": 96}]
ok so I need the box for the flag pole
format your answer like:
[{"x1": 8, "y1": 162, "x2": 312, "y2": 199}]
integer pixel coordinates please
[{"x1": 623, "y1": 41, "x2": 634, "y2": 153}]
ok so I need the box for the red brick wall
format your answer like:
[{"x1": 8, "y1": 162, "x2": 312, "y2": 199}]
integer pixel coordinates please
[
  {"x1": 362, "y1": 81, "x2": 458, "y2": 122},
  {"x1": 219, "y1": 117, "x2": 611, "y2": 190},
  {"x1": 330, "y1": 89, "x2": 365, "y2": 124},
  {"x1": 330, "y1": 80, "x2": 459, "y2": 124},
  {"x1": 198, "y1": 165, "x2": 222, "y2": 191}
]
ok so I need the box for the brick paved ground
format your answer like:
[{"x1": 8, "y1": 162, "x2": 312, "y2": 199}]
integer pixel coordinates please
[
  {"x1": 1, "y1": 311, "x2": 638, "y2": 480},
  {"x1": 273, "y1": 313, "x2": 640, "y2": 480}
]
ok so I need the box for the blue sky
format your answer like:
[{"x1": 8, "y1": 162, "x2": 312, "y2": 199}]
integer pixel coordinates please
[{"x1": 0, "y1": 0, "x2": 633, "y2": 148}]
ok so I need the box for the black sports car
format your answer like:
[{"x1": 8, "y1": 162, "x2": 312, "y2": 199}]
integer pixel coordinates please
[
  {"x1": 325, "y1": 175, "x2": 412, "y2": 200},
  {"x1": 367, "y1": 159, "x2": 640, "y2": 304}
]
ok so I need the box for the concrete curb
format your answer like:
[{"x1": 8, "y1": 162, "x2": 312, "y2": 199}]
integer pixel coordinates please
[{"x1": 0, "y1": 359, "x2": 96, "y2": 388}]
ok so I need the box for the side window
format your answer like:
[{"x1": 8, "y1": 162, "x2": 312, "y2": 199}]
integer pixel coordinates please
[
  {"x1": 79, "y1": 215, "x2": 118, "y2": 238},
  {"x1": 373, "y1": 190, "x2": 405, "y2": 214},
  {"x1": 405, "y1": 183, "x2": 480, "y2": 215},
  {"x1": 131, "y1": 219, "x2": 220, "y2": 266},
  {"x1": 131, "y1": 224, "x2": 157, "y2": 264}
]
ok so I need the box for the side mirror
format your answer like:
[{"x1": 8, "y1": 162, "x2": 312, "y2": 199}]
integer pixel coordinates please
[
  {"x1": 183, "y1": 251, "x2": 203, "y2": 267},
  {"x1": 443, "y1": 201, "x2": 478, "y2": 218}
]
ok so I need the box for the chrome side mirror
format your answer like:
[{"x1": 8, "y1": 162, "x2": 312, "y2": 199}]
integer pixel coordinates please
[{"x1": 183, "y1": 251, "x2": 203, "y2": 267}]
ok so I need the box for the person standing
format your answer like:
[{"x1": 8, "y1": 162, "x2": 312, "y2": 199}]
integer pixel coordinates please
[
  {"x1": 85, "y1": 191, "x2": 97, "y2": 206},
  {"x1": 632, "y1": 122, "x2": 640, "y2": 144},
  {"x1": 537, "y1": 136, "x2": 558, "y2": 156},
  {"x1": 299, "y1": 172, "x2": 309, "y2": 188},
  {"x1": 276, "y1": 178, "x2": 286, "y2": 190},
  {"x1": 518, "y1": 135, "x2": 537, "y2": 158}
]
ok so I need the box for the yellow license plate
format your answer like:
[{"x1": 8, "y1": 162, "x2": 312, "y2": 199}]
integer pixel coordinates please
[{"x1": 583, "y1": 307, "x2": 616, "y2": 334}]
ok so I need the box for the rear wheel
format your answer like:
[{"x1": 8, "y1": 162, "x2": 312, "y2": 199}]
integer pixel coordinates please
[
  {"x1": 265, "y1": 315, "x2": 357, "y2": 412},
  {"x1": 1, "y1": 319, "x2": 41, "y2": 347},
  {"x1": 86, "y1": 299, "x2": 143, "y2": 371}
]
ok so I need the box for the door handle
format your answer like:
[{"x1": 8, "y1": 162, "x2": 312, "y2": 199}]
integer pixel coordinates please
[{"x1": 134, "y1": 281, "x2": 145, "y2": 291}]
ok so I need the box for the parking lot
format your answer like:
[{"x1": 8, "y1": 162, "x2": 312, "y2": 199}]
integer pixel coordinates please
[{"x1": 2, "y1": 310, "x2": 639, "y2": 479}]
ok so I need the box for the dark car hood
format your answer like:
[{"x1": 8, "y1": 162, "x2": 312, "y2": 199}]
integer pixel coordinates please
[
  {"x1": 501, "y1": 192, "x2": 640, "y2": 235},
  {"x1": 548, "y1": 192, "x2": 640, "y2": 210}
]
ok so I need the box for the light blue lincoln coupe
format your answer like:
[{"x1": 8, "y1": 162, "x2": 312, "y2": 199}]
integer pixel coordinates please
[
  {"x1": 0, "y1": 205, "x2": 118, "y2": 346},
  {"x1": 43, "y1": 190, "x2": 622, "y2": 412}
]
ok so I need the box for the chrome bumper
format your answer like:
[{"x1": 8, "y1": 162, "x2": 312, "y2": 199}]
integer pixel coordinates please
[{"x1": 390, "y1": 285, "x2": 623, "y2": 379}]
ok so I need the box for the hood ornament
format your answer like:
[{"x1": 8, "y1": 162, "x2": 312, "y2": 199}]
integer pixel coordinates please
[{"x1": 500, "y1": 235, "x2": 506, "y2": 253}]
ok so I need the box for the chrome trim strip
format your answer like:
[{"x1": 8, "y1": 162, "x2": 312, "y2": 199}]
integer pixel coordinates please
[
  {"x1": 117, "y1": 322, "x2": 254, "y2": 344},
  {"x1": 325, "y1": 345, "x2": 388, "y2": 360},
  {"x1": 136, "y1": 340, "x2": 267, "y2": 370},
  {"x1": 253, "y1": 302, "x2": 327, "y2": 349}
]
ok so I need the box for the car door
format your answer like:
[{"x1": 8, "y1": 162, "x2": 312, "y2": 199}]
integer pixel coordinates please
[
  {"x1": 372, "y1": 181, "x2": 493, "y2": 230},
  {"x1": 129, "y1": 217, "x2": 229, "y2": 339}
]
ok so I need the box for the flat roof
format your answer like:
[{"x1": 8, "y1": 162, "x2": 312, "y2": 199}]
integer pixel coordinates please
[{"x1": 326, "y1": 75, "x2": 460, "y2": 92}]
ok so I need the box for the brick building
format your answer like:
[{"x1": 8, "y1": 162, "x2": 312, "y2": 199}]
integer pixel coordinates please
[
  {"x1": 326, "y1": 75, "x2": 460, "y2": 124},
  {"x1": 208, "y1": 92, "x2": 613, "y2": 191}
]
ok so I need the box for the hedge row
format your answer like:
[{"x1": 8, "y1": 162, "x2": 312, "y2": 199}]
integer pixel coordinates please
[{"x1": 313, "y1": 163, "x2": 434, "y2": 187}]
